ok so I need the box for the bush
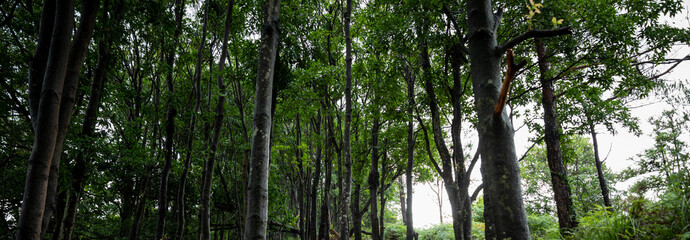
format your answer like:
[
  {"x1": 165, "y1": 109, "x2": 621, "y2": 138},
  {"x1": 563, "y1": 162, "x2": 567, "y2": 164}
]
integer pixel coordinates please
[
  {"x1": 418, "y1": 223, "x2": 454, "y2": 240},
  {"x1": 527, "y1": 214, "x2": 561, "y2": 239},
  {"x1": 384, "y1": 223, "x2": 408, "y2": 240}
]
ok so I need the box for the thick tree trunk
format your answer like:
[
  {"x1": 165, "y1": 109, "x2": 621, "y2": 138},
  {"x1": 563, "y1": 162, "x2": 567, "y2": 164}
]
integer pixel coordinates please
[
  {"x1": 53, "y1": 3, "x2": 117, "y2": 239},
  {"x1": 368, "y1": 116, "x2": 381, "y2": 240},
  {"x1": 17, "y1": 1, "x2": 75, "y2": 239},
  {"x1": 466, "y1": 0, "x2": 530, "y2": 238},
  {"x1": 156, "y1": 1, "x2": 184, "y2": 239},
  {"x1": 244, "y1": 0, "x2": 281, "y2": 238},
  {"x1": 535, "y1": 39, "x2": 577, "y2": 233},
  {"x1": 41, "y1": 1, "x2": 99, "y2": 235},
  {"x1": 588, "y1": 120, "x2": 611, "y2": 207},
  {"x1": 340, "y1": 0, "x2": 354, "y2": 238}
]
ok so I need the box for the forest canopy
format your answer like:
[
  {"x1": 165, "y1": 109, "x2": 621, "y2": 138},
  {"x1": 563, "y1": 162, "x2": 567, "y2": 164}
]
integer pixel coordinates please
[{"x1": 1, "y1": 0, "x2": 689, "y2": 239}]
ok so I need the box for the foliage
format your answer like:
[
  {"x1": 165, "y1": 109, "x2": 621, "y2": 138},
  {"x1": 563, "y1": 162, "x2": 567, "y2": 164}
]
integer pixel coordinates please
[
  {"x1": 527, "y1": 214, "x2": 561, "y2": 240},
  {"x1": 418, "y1": 223, "x2": 455, "y2": 240},
  {"x1": 520, "y1": 135, "x2": 617, "y2": 215}
]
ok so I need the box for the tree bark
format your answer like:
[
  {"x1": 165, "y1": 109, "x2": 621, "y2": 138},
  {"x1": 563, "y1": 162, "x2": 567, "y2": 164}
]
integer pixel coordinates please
[
  {"x1": 198, "y1": 1, "x2": 233, "y2": 239},
  {"x1": 41, "y1": 0, "x2": 100, "y2": 236},
  {"x1": 244, "y1": 0, "x2": 281, "y2": 238},
  {"x1": 404, "y1": 61, "x2": 415, "y2": 240},
  {"x1": 17, "y1": 1, "x2": 75, "y2": 238},
  {"x1": 319, "y1": 116, "x2": 334, "y2": 240},
  {"x1": 340, "y1": 0, "x2": 354, "y2": 238},
  {"x1": 156, "y1": 1, "x2": 184, "y2": 239},
  {"x1": 368, "y1": 116, "x2": 381, "y2": 240},
  {"x1": 308, "y1": 112, "x2": 322, "y2": 240},
  {"x1": 535, "y1": 39, "x2": 578, "y2": 233},
  {"x1": 466, "y1": 0, "x2": 530, "y2": 238},
  {"x1": 352, "y1": 184, "x2": 362, "y2": 240},
  {"x1": 588, "y1": 119, "x2": 611, "y2": 207}
]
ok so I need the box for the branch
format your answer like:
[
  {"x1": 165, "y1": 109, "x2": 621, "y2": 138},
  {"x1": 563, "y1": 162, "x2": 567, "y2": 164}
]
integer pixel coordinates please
[
  {"x1": 415, "y1": 115, "x2": 443, "y2": 175},
  {"x1": 494, "y1": 49, "x2": 527, "y2": 117},
  {"x1": 496, "y1": 26, "x2": 572, "y2": 55},
  {"x1": 470, "y1": 183, "x2": 483, "y2": 203}
]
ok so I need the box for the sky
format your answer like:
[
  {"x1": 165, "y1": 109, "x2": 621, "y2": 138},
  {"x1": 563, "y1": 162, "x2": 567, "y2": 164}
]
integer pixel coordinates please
[{"x1": 409, "y1": 1, "x2": 690, "y2": 229}]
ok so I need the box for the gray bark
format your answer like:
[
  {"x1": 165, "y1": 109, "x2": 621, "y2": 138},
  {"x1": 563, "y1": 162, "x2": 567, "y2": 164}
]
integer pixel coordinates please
[
  {"x1": 340, "y1": 0, "x2": 353, "y2": 238},
  {"x1": 588, "y1": 120, "x2": 611, "y2": 207},
  {"x1": 466, "y1": 0, "x2": 530, "y2": 238},
  {"x1": 17, "y1": 1, "x2": 75, "y2": 238},
  {"x1": 244, "y1": 0, "x2": 281, "y2": 238}
]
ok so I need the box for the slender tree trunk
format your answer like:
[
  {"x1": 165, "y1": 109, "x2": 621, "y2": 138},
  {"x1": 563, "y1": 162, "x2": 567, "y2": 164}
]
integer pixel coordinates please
[
  {"x1": 17, "y1": 1, "x2": 75, "y2": 238},
  {"x1": 198, "y1": 1, "x2": 234, "y2": 239},
  {"x1": 352, "y1": 184, "x2": 362, "y2": 240},
  {"x1": 340, "y1": 1, "x2": 354, "y2": 237},
  {"x1": 535, "y1": 39, "x2": 577, "y2": 233},
  {"x1": 244, "y1": 0, "x2": 281, "y2": 238},
  {"x1": 156, "y1": 1, "x2": 184, "y2": 239},
  {"x1": 403, "y1": 61, "x2": 416, "y2": 240},
  {"x1": 398, "y1": 177, "x2": 407, "y2": 225},
  {"x1": 308, "y1": 113, "x2": 322, "y2": 240},
  {"x1": 368, "y1": 116, "x2": 381, "y2": 240},
  {"x1": 175, "y1": 1, "x2": 210, "y2": 239},
  {"x1": 129, "y1": 172, "x2": 150, "y2": 240},
  {"x1": 466, "y1": 0, "x2": 530, "y2": 238},
  {"x1": 319, "y1": 116, "x2": 334, "y2": 240},
  {"x1": 379, "y1": 140, "x2": 388, "y2": 236},
  {"x1": 588, "y1": 119, "x2": 611, "y2": 207}
]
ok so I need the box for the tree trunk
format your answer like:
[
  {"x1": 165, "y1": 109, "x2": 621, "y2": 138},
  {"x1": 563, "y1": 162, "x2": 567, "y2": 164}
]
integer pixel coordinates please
[
  {"x1": 535, "y1": 39, "x2": 578, "y2": 233},
  {"x1": 308, "y1": 112, "x2": 322, "y2": 240},
  {"x1": 401, "y1": 59, "x2": 416, "y2": 240},
  {"x1": 129, "y1": 172, "x2": 150, "y2": 240},
  {"x1": 17, "y1": 1, "x2": 75, "y2": 238},
  {"x1": 588, "y1": 120, "x2": 611, "y2": 207},
  {"x1": 398, "y1": 177, "x2": 406, "y2": 225},
  {"x1": 41, "y1": 1, "x2": 99, "y2": 235},
  {"x1": 175, "y1": 0, "x2": 209, "y2": 238},
  {"x1": 466, "y1": 0, "x2": 530, "y2": 238},
  {"x1": 340, "y1": 0, "x2": 354, "y2": 238},
  {"x1": 156, "y1": 1, "x2": 184, "y2": 239},
  {"x1": 319, "y1": 116, "x2": 334, "y2": 240},
  {"x1": 53, "y1": 3, "x2": 119, "y2": 239},
  {"x1": 379, "y1": 139, "x2": 388, "y2": 236},
  {"x1": 368, "y1": 116, "x2": 381, "y2": 240},
  {"x1": 198, "y1": 1, "x2": 234, "y2": 239},
  {"x1": 352, "y1": 184, "x2": 362, "y2": 240},
  {"x1": 244, "y1": 0, "x2": 281, "y2": 238}
]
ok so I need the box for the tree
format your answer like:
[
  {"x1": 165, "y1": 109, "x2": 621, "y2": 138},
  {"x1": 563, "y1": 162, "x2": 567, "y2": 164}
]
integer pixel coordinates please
[{"x1": 244, "y1": 0, "x2": 281, "y2": 238}]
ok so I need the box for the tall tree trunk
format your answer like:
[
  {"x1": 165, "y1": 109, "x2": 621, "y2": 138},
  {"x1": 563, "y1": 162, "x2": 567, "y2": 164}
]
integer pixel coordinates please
[
  {"x1": 244, "y1": 0, "x2": 281, "y2": 238},
  {"x1": 588, "y1": 119, "x2": 611, "y2": 207},
  {"x1": 17, "y1": 1, "x2": 75, "y2": 238},
  {"x1": 535, "y1": 39, "x2": 577, "y2": 233},
  {"x1": 319, "y1": 116, "x2": 334, "y2": 240},
  {"x1": 53, "y1": 2, "x2": 120, "y2": 239},
  {"x1": 156, "y1": 1, "x2": 184, "y2": 239},
  {"x1": 466, "y1": 0, "x2": 530, "y2": 238},
  {"x1": 296, "y1": 114, "x2": 308, "y2": 240},
  {"x1": 352, "y1": 184, "x2": 362, "y2": 240},
  {"x1": 198, "y1": 1, "x2": 234, "y2": 239},
  {"x1": 129, "y1": 172, "x2": 150, "y2": 240},
  {"x1": 340, "y1": 1, "x2": 354, "y2": 238},
  {"x1": 398, "y1": 177, "x2": 407, "y2": 225},
  {"x1": 379, "y1": 139, "x2": 388, "y2": 236},
  {"x1": 41, "y1": 1, "x2": 99, "y2": 235},
  {"x1": 308, "y1": 112, "x2": 322, "y2": 240},
  {"x1": 175, "y1": 0, "x2": 210, "y2": 239},
  {"x1": 368, "y1": 116, "x2": 381, "y2": 240},
  {"x1": 403, "y1": 60, "x2": 416, "y2": 240}
]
